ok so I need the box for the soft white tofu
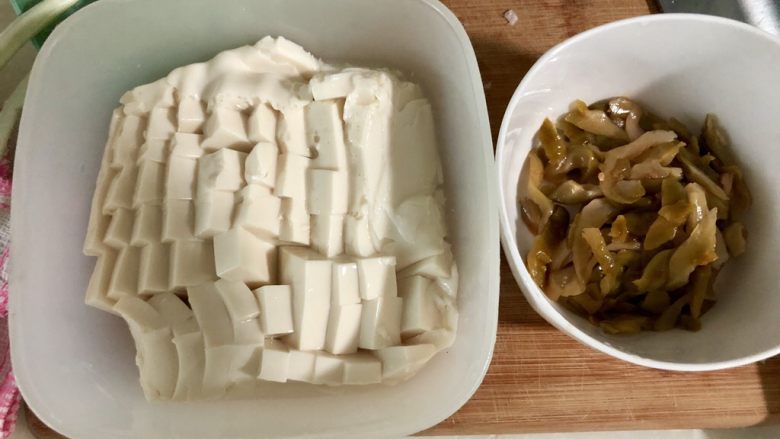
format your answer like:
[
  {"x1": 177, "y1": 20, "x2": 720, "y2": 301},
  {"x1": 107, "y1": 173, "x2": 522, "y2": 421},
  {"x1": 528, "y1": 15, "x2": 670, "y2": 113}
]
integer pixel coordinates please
[
  {"x1": 113, "y1": 294, "x2": 166, "y2": 331},
  {"x1": 177, "y1": 97, "x2": 207, "y2": 133},
  {"x1": 133, "y1": 160, "x2": 166, "y2": 207},
  {"x1": 202, "y1": 344, "x2": 258, "y2": 399},
  {"x1": 247, "y1": 103, "x2": 277, "y2": 143},
  {"x1": 286, "y1": 349, "x2": 317, "y2": 383},
  {"x1": 331, "y1": 260, "x2": 360, "y2": 305},
  {"x1": 234, "y1": 185, "x2": 280, "y2": 239},
  {"x1": 107, "y1": 246, "x2": 141, "y2": 299},
  {"x1": 147, "y1": 292, "x2": 197, "y2": 336},
  {"x1": 202, "y1": 107, "x2": 251, "y2": 152},
  {"x1": 198, "y1": 148, "x2": 247, "y2": 192},
  {"x1": 161, "y1": 200, "x2": 198, "y2": 242},
  {"x1": 275, "y1": 154, "x2": 309, "y2": 199},
  {"x1": 281, "y1": 197, "x2": 308, "y2": 222},
  {"x1": 213, "y1": 227, "x2": 277, "y2": 287},
  {"x1": 228, "y1": 344, "x2": 263, "y2": 390},
  {"x1": 385, "y1": 195, "x2": 447, "y2": 269},
  {"x1": 372, "y1": 344, "x2": 437, "y2": 384},
  {"x1": 279, "y1": 246, "x2": 332, "y2": 351},
  {"x1": 398, "y1": 275, "x2": 440, "y2": 338},
  {"x1": 324, "y1": 302, "x2": 362, "y2": 355},
  {"x1": 276, "y1": 107, "x2": 310, "y2": 157},
  {"x1": 279, "y1": 218, "x2": 310, "y2": 246},
  {"x1": 313, "y1": 352, "x2": 343, "y2": 385},
  {"x1": 310, "y1": 214, "x2": 344, "y2": 257},
  {"x1": 103, "y1": 165, "x2": 137, "y2": 213},
  {"x1": 390, "y1": 99, "x2": 442, "y2": 204},
  {"x1": 168, "y1": 240, "x2": 218, "y2": 290},
  {"x1": 188, "y1": 282, "x2": 234, "y2": 347},
  {"x1": 341, "y1": 352, "x2": 382, "y2": 385},
  {"x1": 216, "y1": 279, "x2": 260, "y2": 322},
  {"x1": 309, "y1": 71, "x2": 355, "y2": 101},
  {"x1": 131, "y1": 203, "x2": 162, "y2": 246},
  {"x1": 165, "y1": 156, "x2": 198, "y2": 200},
  {"x1": 112, "y1": 114, "x2": 146, "y2": 152},
  {"x1": 357, "y1": 256, "x2": 397, "y2": 300},
  {"x1": 359, "y1": 296, "x2": 403, "y2": 350},
  {"x1": 136, "y1": 139, "x2": 168, "y2": 164},
  {"x1": 103, "y1": 208, "x2": 134, "y2": 249},
  {"x1": 344, "y1": 214, "x2": 375, "y2": 257},
  {"x1": 397, "y1": 247, "x2": 453, "y2": 280},
  {"x1": 194, "y1": 190, "x2": 235, "y2": 238},
  {"x1": 234, "y1": 318, "x2": 264, "y2": 345},
  {"x1": 258, "y1": 338, "x2": 290, "y2": 383},
  {"x1": 305, "y1": 100, "x2": 347, "y2": 170},
  {"x1": 138, "y1": 243, "x2": 169, "y2": 295},
  {"x1": 255, "y1": 36, "x2": 320, "y2": 76},
  {"x1": 244, "y1": 142, "x2": 278, "y2": 188},
  {"x1": 84, "y1": 250, "x2": 118, "y2": 314},
  {"x1": 120, "y1": 79, "x2": 176, "y2": 115},
  {"x1": 169, "y1": 132, "x2": 204, "y2": 159},
  {"x1": 84, "y1": 119, "x2": 118, "y2": 255},
  {"x1": 146, "y1": 107, "x2": 177, "y2": 140},
  {"x1": 307, "y1": 169, "x2": 348, "y2": 215},
  {"x1": 253, "y1": 285, "x2": 294, "y2": 336},
  {"x1": 132, "y1": 328, "x2": 179, "y2": 400},
  {"x1": 172, "y1": 331, "x2": 205, "y2": 400},
  {"x1": 110, "y1": 144, "x2": 137, "y2": 170}
]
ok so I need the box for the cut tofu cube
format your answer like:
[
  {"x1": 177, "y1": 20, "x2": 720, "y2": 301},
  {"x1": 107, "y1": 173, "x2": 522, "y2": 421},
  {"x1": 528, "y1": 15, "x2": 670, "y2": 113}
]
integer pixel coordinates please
[
  {"x1": 169, "y1": 132, "x2": 204, "y2": 159},
  {"x1": 313, "y1": 352, "x2": 343, "y2": 385},
  {"x1": 279, "y1": 247, "x2": 332, "y2": 350},
  {"x1": 120, "y1": 79, "x2": 175, "y2": 114},
  {"x1": 84, "y1": 145, "x2": 117, "y2": 255},
  {"x1": 103, "y1": 208, "x2": 134, "y2": 249},
  {"x1": 178, "y1": 97, "x2": 206, "y2": 133},
  {"x1": 138, "y1": 243, "x2": 170, "y2": 295},
  {"x1": 134, "y1": 160, "x2": 166, "y2": 207},
  {"x1": 305, "y1": 100, "x2": 347, "y2": 170},
  {"x1": 253, "y1": 285, "x2": 294, "y2": 336},
  {"x1": 324, "y1": 303, "x2": 362, "y2": 355},
  {"x1": 385, "y1": 195, "x2": 447, "y2": 269},
  {"x1": 165, "y1": 156, "x2": 198, "y2": 200},
  {"x1": 146, "y1": 107, "x2": 176, "y2": 140},
  {"x1": 110, "y1": 144, "x2": 137, "y2": 170},
  {"x1": 188, "y1": 282, "x2": 234, "y2": 347},
  {"x1": 307, "y1": 169, "x2": 348, "y2": 215},
  {"x1": 213, "y1": 227, "x2": 277, "y2": 287},
  {"x1": 341, "y1": 353, "x2": 382, "y2": 385},
  {"x1": 137, "y1": 139, "x2": 168, "y2": 164},
  {"x1": 131, "y1": 203, "x2": 162, "y2": 246},
  {"x1": 216, "y1": 279, "x2": 260, "y2": 322},
  {"x1": 279, "y1": 219, "x2": 310, "y2": 246},
  {"x1": 147, "y1": 292, "x2": 196, "y2": 336},
  {"x1": 398, "y1": 276, "x2": 440, "y2": 338},
  {"x1": 344, "y1": 214, "x2": 375, "y2": 257},
  {"x1": 83, "y1": 207, "x2": 112, "y2": 256},
  {"x1": 390, "y1": 100, "x2": 442, "y2": 204},
  {"x1": 372, "y1": 344, "x2": 437, "y2": 384},
  {"x1": 161, "y1": 200, "x2": 198, "y2": 242},
  {"x1": 258, "y1": 338, "x2": 290, "y2": 383},
  {"x1": 103, "y1": 165, "x2": 137, "y2": 213},
  {"x1": 310, "y1": 214, "x2": 344, "y2": 257},
  {"x1": 194, "y1": 190, "x2": 235, "y2": 238},
  {"x1": 359, "y1": 296, "x2": 403, "y2": 350},
  {"x1": 281, "y1": 197, "x2": 308, "y2": 222},
  {"x1": 84, "y1": 250, "x2": 118, "y2": 314},
  {"x1": 287, "y1": 349, "x2": 317, "y2": 383},
  {"x1": 275, "y1": 154, "x2": 309, "y2": 199},
  {"x1": 172, "y1": 331, "x2": 205, "y2": 400},
  {"x1": 202, "y1": 345, "x2": 258, "y2": 399},
  {"x1": 309, "y1": 71, "x2": 355, "y2": 101},
  {"x1": 169, "y1": 240, "x2": 217, "y2": 290},
  {"x1": 276, "y1": 107, "x2": 310, "y2": 157},
  {"x1": 244, "y1": 142, "x2": 278, "y2": 188},
  {"x1": 247, "y1": 103, "x2": 277, "y2": 143},
  {"x1": 198, "y1": 148, "x2": 247, "y2": 192},
  {"x1": 397, "y1": 248, "x2": 453, "y2": 280},
  {"x1": 357, "y1": 256, "x2": 397, "y2": 300},
  {"x1": 113, "y1": 294, "x2": 167, "y2": 332},
  {"x1": 332, "y1": 261, "x2": 360, "y2": 305},
  {"x1": 133, "y1": 328, "x2": 179, "y2": 400},
  {"x1": 202, "y1": 107, "x2": 251, "y2": 152},
  {"x1": 230, "y1": 344, "x2": 263, "y2": 388},
  {"x1": 113, "y1": 114, "x2": 146, "y2": 152},
  {"x1": 234, "y1": 318, "x2": 264, "y2": 345},
  {"x1": 107, "y1": 246, "x2": 141, "y2": 299},
  {"x1": 234, "y1": 185, "x2": 280, "y2": 239}
]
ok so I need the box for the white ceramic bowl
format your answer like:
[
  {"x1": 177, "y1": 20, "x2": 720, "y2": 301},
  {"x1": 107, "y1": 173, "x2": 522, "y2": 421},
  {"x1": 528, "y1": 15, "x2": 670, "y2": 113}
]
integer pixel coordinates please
[
  {"x1": 9, "y1": 0, "x2": 499, "y2": 437},
  {"x1": 498, "y1": 14, "x2": 780, "y2": 371}
]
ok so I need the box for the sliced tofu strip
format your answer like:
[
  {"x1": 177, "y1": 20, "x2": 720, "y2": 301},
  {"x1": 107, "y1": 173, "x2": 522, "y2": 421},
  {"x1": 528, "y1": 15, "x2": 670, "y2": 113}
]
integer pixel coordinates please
[
  {"x1": 341, "y1": 352, "x2": 382, "y2": 385},
  {"x1": 103, "y1": 208, "x2": 134, "y2": 250},
  {"x1": 146, "y1": 107, "x2": 176, "y2": 140},
  {"x1": 398, "y1": 275, "x2": 440, "y2": 339},
  {"x1": 161, "y1": 200, "x2": 198, "y2": 242},
  {"x1": 313, "y1": 352, "x2": 343, "y2": 385},
  {"x1": 188, "y1": 282, "x2": 233, "y2": 347},
  {"x1": 356, "y1": 256, "x2": 397, "y2": 301},
  {"x1": 165, "y1": 156, "x2": 198, "y2": 200},
  {"x1": 247, "y1": 103, "x2": 277, "y2": 144},
  {"x1": 279, "y1": 197, "x2": 309, "y2": 246},
  {"x1": 279, "y1": 247, "x2": 332, "y2": 350},
  {"x1": 110, "y1": 115, "x2": 146, "y2": 169},
  {"x1": 202, "y1": 344, "x2": 260, "y2": 399},
  {"x1": 171, "y1": 331, "x2": 205, "y2": 400},
  {"x1": 276, "y1": 107, "x2": 310, "y2": 157},
  {"x1": 286, "y1": 349, "x2": 317, "y2": 383},
  {"x1": 136, "y1": 139, "x2": 168, "y2": 164},
  {"x1": 107, "y1": 246, "x2": 141, "y2": 299},
  {"x1": 389, "y1": 99, "x2": 442, "y2": 204},
  {"x1": 198, "y1": 148, "x2": 247, "y2": 192},
  {"x1": 130, "y1": 203, "x2": 162, "y2": 247},
  {"x1": 310, "y1": 214, "x2": 344, "y2": 257},
  {"x1": 396, "y1": 245, "x2": 453, "y2": 280},
  {"x1": 253, "y1": 285, "x2": 294, "y2": 336},
  {"x1": 83, "y1": 151, "x2": 116, "y2": 256},
  {"x1": 307, "y1": 169, "x2": 348, "y2": 215},
  {"x1": 244, "y1": 142, "x2": 278, "y2": 188},
  {"x1": 84, "y1": 249, "x2": 118, "y2": 313},
  {"x1": 234, "y1": 318, "x2": 265, "y2": 345},
  {"x1": 202, "y1": 107, "x2": 251, "y2": 152},
  {"x1": 194, "y1": 190, "x2": 235, "y2": 238},
  {"x1": 216, "y1": 279, "x2": 260, "y2": 322},
  {"x1": 331, "y1": 260, "x2": 360, "y2": 305},
  {"x1": 324, "y1": 302, "x2": 361, "y2": 355},
  {"x1": 138, "y1": 243, "x2": 170, "y2": 295},
  {"x1": 305, "y1": 100, "x2": 348, "y2": 170},
  {"x1": 213, "y1": 227, "x2": 277, "y2": 287},
  {"x1": 275, "y1": 154, "x2": 310, "y2": 199},
  {"x1": 120, "y1": 78, "x2": 175, "y2": 115},
  {"x1": 103, "y1": 164, "x2": 138, "y2": 213},
  {"x1": 258, "y1": 338, "x2": 290, "y2": 383},
  {"x1": 168, "y1": 240, "x2": 218, "y2": 290},
  {"x1": 234, "y1": 185, "x2": 280, "y2": 240},
  {"x1": 344, "y1": 214, "x2": 376, "y2": 257},
  {"x1": 384, "y1": 194, "x2": 447, "y2": 269},
  {"x1": 359, "y1": 296, "x2": 402, "y2": 350},
  {"x1": 133, "y1": 160, "x2": 166, "y2": 207},
  {"x1": 169, "y1": 133, "x2": 204, "y2": 159},
  {"x1": 147, "y1": 292, "x2": 197, "y2": 336},
  {"x1": 372, "y1": 344, "x2": 436, "y2": 384},
  {"x1": 177, "y1": 97, "x2": 206, "y2": 134}
]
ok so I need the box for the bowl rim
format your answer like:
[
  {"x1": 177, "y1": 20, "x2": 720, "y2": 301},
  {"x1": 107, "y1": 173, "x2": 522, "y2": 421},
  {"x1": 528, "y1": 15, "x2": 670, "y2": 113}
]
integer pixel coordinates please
[{"x1": 496, "y1": 13, "x2": 780, "y2": 372}]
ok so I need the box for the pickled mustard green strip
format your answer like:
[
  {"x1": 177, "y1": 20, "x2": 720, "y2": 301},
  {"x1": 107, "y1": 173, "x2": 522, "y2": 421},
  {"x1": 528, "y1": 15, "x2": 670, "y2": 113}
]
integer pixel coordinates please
[{"x1": 565, "y1": 100, "x2": 629, "y2": 141}]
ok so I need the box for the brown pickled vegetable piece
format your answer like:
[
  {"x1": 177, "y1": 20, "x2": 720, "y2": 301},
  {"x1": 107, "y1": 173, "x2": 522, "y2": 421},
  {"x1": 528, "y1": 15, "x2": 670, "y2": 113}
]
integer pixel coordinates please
[
  {"x1": 667, "y1": 208, "x2": 718, "y2": 289},
  {"x1": 662, "y1": 177, "x2": 687, "y2": 206},
  {"x1": 658, "y1": 200, "x2": 692, "y2": 224},
  {"x1": 581, "y1": 227, "x2": 618, "y2": 295},
  {"x1": 549, "y1": 143, "x2": 600, "y2": 179},
  {"x1": 550, "y1": 180, "x2": 602, "y2": 204},
  {"x1": 572, "y1": 199, "x2": 619, "y2": 282},
  {"x1": 609, "y1": 215, "x2": 629, "y2": 242},
  {"x1": 654, "y1": 293, "x2": 691, "y2": 331},
  {"x1": 538, "y1": 118, "x2": 567, "y2": 166},
  {"x1": 520, "y1": 151, "x2": 554, "y2": 233},
  {"x1": 565, "y1": 100, "x2": 629, "y2": 141},
  {"x1": 628, "y1": 160, "x2": 682, "y2": 180},
  {"x1": 642, "y1": 290, "x2": 671, "y2": 314},
  {"x1": 600, "y1": 315, "x2": 649, "y2": 334},
  {"x1": 526, "y1": 206, "x2": 570, "y2": 288},
  {"x1": 570, "y1": 285, "x2": 603, "y2": 314},
  {"x1": 624, "y1": 212, "x2": 656, "y2": 236},
  {"x1": 546, "y1": 266, "x2": 585, "y2": 300},
  {"x1": 608, "y1": 97, "x2": 644, "y2": 140},
  {"x1": 644, "y1": 216, "x2": 678, "y2": 250},
  {"x1": 668, "y1": 118, "x2": 692, "y2": 143},
  {"x1": 688, "y1": 266, "x2": 713, "y2": 319},
  {"x1": 685, "y1": 182, "x2": 708, "y2": 229},
  {"x1": 702, "y1": 113, "x2": 734, "y2": 166},
  {"x1": 635, "y1": 141, "x2": 683, "y2": 166},
  {"x1": 713, "y1": 229, "x2": 730, "y2": 269},
  {"x1": 677, "y1": 148, "x2": 729, "y2": 200},
  {"x1": 634, "y1": 249, "x2": 673, "y2": 292},
  {"x1": 720, "y1": 165, "x2": 752, "y2": 213},
  {"x1": 723, "y1": 222, "x2": 747, "y2": 256}
]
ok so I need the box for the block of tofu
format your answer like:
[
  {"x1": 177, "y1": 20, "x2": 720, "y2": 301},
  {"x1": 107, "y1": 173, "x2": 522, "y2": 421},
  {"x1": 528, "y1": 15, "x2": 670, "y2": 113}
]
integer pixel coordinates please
[
  {"x1": 120, "y1": 79, "x2": 175, "y2": 115},
  {"x1": 177, "y1": 97, "x2": 206, "y2": 133},
  {"x1": 103, "y1": 208, "x2": 134, "y2": 249},
  {"x1": 84, "y1": 123, "x2": 118, "y2": 255},
  {"x1": 386, "y1": 195, "x2": 447, "y2": 269},
  {"x1": 112, "y1": 114, "x2": 146, "y2": 153},
  {"x1": 372, "y1": 344, "x2": 437, "y2": 384},
  {"x1": 253, "y1": 285, "x2": 293, "y2": 336},
  {"x1": 103, "y1": 165, "x2": 137, "y2": 213},
  {"x1": 276, "y1": 107, "x2": 310, "y2": 157},
  {"x1": 332, "y1": 261, "x2": 360, "y2": 305},
  {"x1": 279, "y1": 197, "x2": 309, "y2": 245},
  {"x1": 247, "y1": 103, "x2": 277, "y2": 143},
  {"x1": 161, "y1": 200, "x2": 198, "y2": 242},
  {"x1": 133, "y1": 160, "x2": 166, "y2": 207},
  {"x1": 255, "y1": 36, "x2": 320, "y2": 75},
  {"x1": 359, "y1": 296, "x2": 403, "y2": 350},
  {"x1": 110, "y1": 143, "x2": 137, "y2": 170},
  {"x1": 216, "y1": 279, "x2": 260, "y2": 322},
  {"x1": 344, "y1": 214, "x2": 375, "y2": 257},
  {"x1": 275, "y1": 154, "x2": 309, "y2": 199},
  {"x1": 84, "y1": 250, "x2": 118, "y2": 314},
  {"x1": 202, "y1": 344, "x2": 259, "y2": 399},
  {"x1": 194, "y1": 190, "x2": 235, "y2": 238},
  {"x1": 172, "y1": 331, "x2": 205, "y2": 400},
  {"x1": 324, "y1": 302, "x2": 362, "y2": 355},
  {"x1": 390, "y1": 99, "x2": 443, "y2": 204},
  {"x1": 341, "y1": 352, "x2": 382, "y2": 385},
  {"x1": 310, "y1": 214, "x2": 344, "y2": 257},
  {"x1": 136, "y1": 139, "x2": 168, "y2": 164},
  {"x1": 305, "y1": 100, "x2": 348, "y2": 170},
  {"x1": 309, "y1": 71, "x2": 355, "y2": 101},
  {"x1": 258, "y1": 338, "x2": 290, "y2": 383},
  {"x1": 169, "y1": 240, "x2": 217, "y2": 290},
  {"x1": 279, "y1": 247, "x2": 332, "y2": 350},
  {"x1": 398, "y1": 275, "x2": 440, "y2": 338},
  {"x1": 188, "y1": 282, "x2": 234, "y2": 347},
  {"x1": 213, "y1": 227, "x2": 277, "y2": 287},
  {"x1": 234, "y1": 318, "x2": 264, "y2": 345},
  {"x1": 146, "y1": 107, "x2": 177, "y2": 140},
  {"x1": 202, "y1": 107, "x2": 251, "y2": 152},
  {"x1": 165, "y1": 156, "x2": 198, "y2": 200},
  {"x1": 147, "y1": 292, "x2": 197, "y2": 336},
  {"x1": 397, "y1": 247, "x2": 453, "y2": 280},
  {"x1": 169, "y1": 132, "x2": 204, "y2": 159},
  {"x1": 281, "y1": 197, "x2": 308, "y2": 222},
  {"x1": 313, "y1": 352, "x2": 343, "y2": 385},
  {"x1": 107, "y1": 246, "x2": 141, "y2": 299},
  {"x1": 287, "y1": 349, "x2": 317, "y2": 383},
  {"x1": 307, "y1": 169, "x2": 348, "y2": 215},
  {"x1": 198, "y1": 148, "x2": 247, "y2": 192},
  {"x1": 357, "y1": 256, "x2": 397, "y2": 300},
  {"x1": 138, "y1": 243, "x2": 169, "y2": 295},
  {"x1": 234, "y1": 185, "x2": 280, "y2": 239},
  {"x1": 244, "y1": 142, "x2": 278, "y2": 188},
  {"x1": 131, "y1": 203, "x2": 162, "y2": 246}
]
